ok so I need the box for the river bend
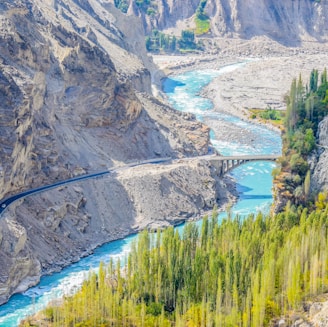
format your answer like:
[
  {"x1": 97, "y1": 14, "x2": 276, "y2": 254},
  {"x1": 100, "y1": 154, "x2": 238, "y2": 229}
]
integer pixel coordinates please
[{"x1": 0, "y1": 62, "x2": 281, "y2": 326}]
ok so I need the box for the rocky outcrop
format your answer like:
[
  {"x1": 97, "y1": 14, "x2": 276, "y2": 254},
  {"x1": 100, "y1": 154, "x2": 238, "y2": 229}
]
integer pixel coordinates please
[
  {"x1": 126, "y1": 0, "x2": 200, "y2": 34},
  {"x1": 275, "y1": 296, "x2": 328, "y2": 327},
  {"x1": 121, "y1": 0, "x2": 328, "y2": 44},
  {"x1": 206, "y1": 0, "x2": 328, "y2": 44},
  {"x1": 311, "y1": 116, "x2": 328, "y2": 193},
  {"x1": 0, "y1": 159, "x2": 233, "y2": 305},
  {"x1": 0, "y1": 0, "x2": 223, "y2": 304},
  {"x1": 0, "y1": 0, "x2": 209, "y2": 200},
  {"x1": 0, "y1": 218, "x2": 41, "y2": 302}
]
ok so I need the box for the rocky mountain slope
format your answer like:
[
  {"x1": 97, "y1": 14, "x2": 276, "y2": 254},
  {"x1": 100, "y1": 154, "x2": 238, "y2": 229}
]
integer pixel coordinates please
[
  {"x1": 206, "y1": 0, "x2": 328, "y2": 44},
  {"x1": 0, "y1": 0, "x2": 210, "y2": 201},
  {"x1": 0, "y1": 0, "x2": 234, "y2": 304},
  {"x1": 127, "y1": 0, "x2": 200, "y2": 34},
  {"x1": 120, "y1": 0, "x2": 328, "y2": 45},
  {"x1": 0, "y1": 157, "x2": 231, "y2": 305},
  {"x1": 311, "y1": 116, "x2": 328, "y2": 193}
]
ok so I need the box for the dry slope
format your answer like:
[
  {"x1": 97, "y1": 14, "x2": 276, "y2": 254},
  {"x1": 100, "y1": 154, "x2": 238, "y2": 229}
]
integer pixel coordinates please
[
  {"x1": 118, "y1": 0, "x2": 328, "y2": 45},
  {"x1": 0, "y1": 0, "x2": 233, "y2": 304}
]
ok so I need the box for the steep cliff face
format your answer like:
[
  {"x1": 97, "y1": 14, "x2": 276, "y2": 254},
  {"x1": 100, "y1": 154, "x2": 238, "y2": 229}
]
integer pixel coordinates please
[
  {"x1": 0, "y1": 0, "x2": 219, "y2": 304},
  {"x1": 121, "y1": 0, "x2": 328, "y2": 44},
  {"x1": 127, "y1": 0, "x2": 200, "y2": 34},
  {"x1": 0, "y1": 0, "x2": 209, "y2": 200},
  {"x1": 206, "y1": 0, "x2": 328, "y2": 43}
]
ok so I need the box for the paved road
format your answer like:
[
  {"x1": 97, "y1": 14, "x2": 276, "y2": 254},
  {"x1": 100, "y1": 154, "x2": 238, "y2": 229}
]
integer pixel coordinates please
[
  {"x1": 0, "y1": 157, "x2": 172, "y2": 215},
  {"x1": 0, "y1": 154, "x2": 279, "y2": 215}
]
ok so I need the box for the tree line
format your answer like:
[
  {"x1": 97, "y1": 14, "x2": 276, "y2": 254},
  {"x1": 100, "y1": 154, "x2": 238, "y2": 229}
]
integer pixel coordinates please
[
  {"x1": 21, "y1": 199, "x2": 328, "y2": 326},
  {"x1": 113, "y1": 0, "x2": 208, "y2": 53},
  {"x1": 274, "y1": 68, "x2": 328, "y2": 207},
  {"x1": 146, "y1": 29, "x2": 203, "y2": 53}
]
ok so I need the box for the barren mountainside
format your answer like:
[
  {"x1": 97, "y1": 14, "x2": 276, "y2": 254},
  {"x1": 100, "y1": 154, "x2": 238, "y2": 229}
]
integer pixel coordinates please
[
  {"x1": 206, "y1": 0, "x2": 328, "y2": 44},
  {"x1": 0, "y1": 0, "x2": 210, "y2": 200},
  {"x1": 0, "y1": 0, "x2": 232, "y2": 305},
  {"x1": 122, "y1": 0, "x2": 328, "y2": 44},
  {"x1": 311, "y1": 116, "x2": 328, "y2": 193}
]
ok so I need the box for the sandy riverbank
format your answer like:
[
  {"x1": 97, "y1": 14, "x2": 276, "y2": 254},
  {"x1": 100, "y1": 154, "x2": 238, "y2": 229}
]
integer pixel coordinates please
[{"x1": 152, "y1": 39, "x2": 328, "y2": 128}]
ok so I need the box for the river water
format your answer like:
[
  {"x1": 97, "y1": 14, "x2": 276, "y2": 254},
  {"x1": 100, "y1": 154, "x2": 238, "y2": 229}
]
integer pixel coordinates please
[{"x1": 0, "y1": 62, "x2": 281, "y2": 326}]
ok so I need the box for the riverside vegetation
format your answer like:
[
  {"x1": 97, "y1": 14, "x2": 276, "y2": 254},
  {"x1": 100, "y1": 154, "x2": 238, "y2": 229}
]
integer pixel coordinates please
[
  {"x1": 20, "y1": 70, "x2": 328, "y2": 327},
  {"x1": 21, "y1": 203, "x2": 328, "y2": 327},
  {"x1": 274, "y1": 68, "x2": 328, "y2": 208}
]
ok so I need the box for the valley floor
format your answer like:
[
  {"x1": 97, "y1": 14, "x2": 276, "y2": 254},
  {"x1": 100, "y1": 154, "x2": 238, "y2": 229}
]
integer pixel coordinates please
[
  {"x1": 152, "y1": 38, "x2": 328, "y2": 326},
  {"x1": 153, "y1": 36, "x2": 328, "y2": 124}
]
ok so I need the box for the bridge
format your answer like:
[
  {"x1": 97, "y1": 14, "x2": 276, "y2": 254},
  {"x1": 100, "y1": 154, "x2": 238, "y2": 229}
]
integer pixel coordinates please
[
  {"x1": 207, "y1": 154, "x2": 280, "y2": 176},
  {"x1": 0, "y1": 154, "x2": 280, "y2": 215}
]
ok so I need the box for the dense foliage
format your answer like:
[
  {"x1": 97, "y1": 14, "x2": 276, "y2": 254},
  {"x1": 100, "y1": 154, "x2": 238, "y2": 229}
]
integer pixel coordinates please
[
  {"x1": 146, "y1": 29, "x2": 202, "y2": 53},
  {"x1": 22, "y1": 202, "x2": 328, "y2": 327},
  {"x1": 258, "y1": 108, "x2": 282, "y2": 121},
  {"x1": 275, "y1": 68, "x2": 328, "y2": 206},
  {"x1": 195, "y1": 0, "x2": 210, "y2": 35},
  {"x1": 114, "y1": 0, "x2": 157, "y2": 16},
  {"x1": 145, "y1": 30, "x2": 177, "y2": 52},
  {"x1": 114, "y1": 0, "x2": 129, "y2": 13},
  {"x1": 250, "y1": 108, "x2": 284, "y2": 127},
  {"x1": 285, "y1": 68, "x2": 328, "y2": 137}
]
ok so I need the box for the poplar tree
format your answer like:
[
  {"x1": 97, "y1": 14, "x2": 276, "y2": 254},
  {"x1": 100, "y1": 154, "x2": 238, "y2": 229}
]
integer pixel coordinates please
[
  {"x1": 285, "y1": 78, "x2": 297, "y2": 133},
  {"x1": 23, "y1": 198, "x2": 328, "y2": 327},
  {"x1": 310, "y1": 69, "x2": 319, "y2": 92},
  {"x1": 321, "y1": 67, "x2": 327, "y2": 85},
  {"x1": 304, "y1": 170, "x2": 311, "y2": 199}
]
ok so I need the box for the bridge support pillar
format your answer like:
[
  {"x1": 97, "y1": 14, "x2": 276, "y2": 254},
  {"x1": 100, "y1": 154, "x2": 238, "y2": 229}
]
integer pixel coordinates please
[{"x1": 208, "y1": 155, "x2": 278, "y2": 177}]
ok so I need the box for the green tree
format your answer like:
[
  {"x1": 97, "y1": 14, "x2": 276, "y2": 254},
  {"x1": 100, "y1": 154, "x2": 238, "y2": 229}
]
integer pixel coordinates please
[
  {"x1": 114, "y1": 0, "x2": 129, "y2": 13},
  {"x1": 321, "y1": 67, "x2": 327, "y2": 85},
  {"x1": 22, "y1": 200, "x2": 328, "y2": 327},
  {"x1": 169, "y1": 36, "x2": 176, "y2": 52},
  {"x1": 304, "y1": 170, "x2": 311, "y2": 200},
  {"x1": 145, "y1": 36, "x2": 152, "y2": 51},
  {"x1": 278, "y1": 68, "x2": 328, "y2": 208},
  {"x1": 290, "y1": 153, "x2": 308, "y2": 176},
  {"x1": 304, "y1": 128, "x2": 315, "y2": 154},
  {"x1": 179, "y1": 30, "x2": 196, "y2": 49},
  {"x1": 310, "y1": 69, "x2": 319, "y2": 92},
  {"x1": 285, "y1": 78, "x2": 297, "y2": 133}
]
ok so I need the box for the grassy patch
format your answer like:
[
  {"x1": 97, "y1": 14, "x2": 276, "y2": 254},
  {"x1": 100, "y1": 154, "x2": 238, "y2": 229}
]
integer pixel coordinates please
[
  {"x1": 249, "y1": 108, "x2": 285, "y2": 129},
  {"x1": 195, "y1": 17, "x2": 210, "y2": 35}
]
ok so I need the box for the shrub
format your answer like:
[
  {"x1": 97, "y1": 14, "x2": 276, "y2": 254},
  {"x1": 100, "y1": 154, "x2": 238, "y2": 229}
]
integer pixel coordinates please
[{"x1": 290, "y1": 153, "x2": 308, "y2": 176}]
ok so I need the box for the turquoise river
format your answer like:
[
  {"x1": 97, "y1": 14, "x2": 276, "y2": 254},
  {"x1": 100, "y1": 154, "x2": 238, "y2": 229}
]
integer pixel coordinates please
[{"x1": 0, "y1": 62, "x2": 281, "y2": 326}]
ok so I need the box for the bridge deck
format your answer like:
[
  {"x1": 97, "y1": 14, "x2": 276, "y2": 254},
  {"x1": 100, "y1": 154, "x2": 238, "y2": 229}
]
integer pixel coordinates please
[{"x1": 208, "y1": 154, "x2": 280, "y2": 161}]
